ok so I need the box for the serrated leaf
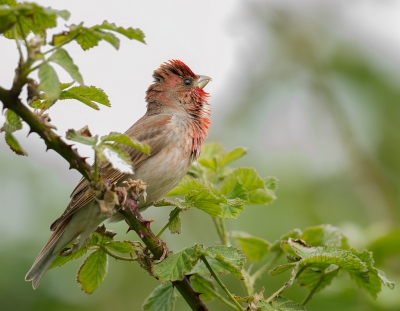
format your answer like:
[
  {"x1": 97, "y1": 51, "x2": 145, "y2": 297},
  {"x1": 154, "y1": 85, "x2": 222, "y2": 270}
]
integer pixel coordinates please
[
  {"x1": 95, "y1": 21, "x2": 145, "y2": 43},
  {"x1": 269, "y1": 229, "x2": 302, "y2": 253},
  {"x1": 1, "y1": 109, "x2": 22, "y2": 133},
  {"x1": 191, "y1": 258, "x2": 230, "y2": 277},
  {"x1": 231, "y1": 231, "x2": 270, "y2": 262},
  {"x1": 191, "y1": 274, "x2": 216, "y2": 301},
  {"x1": 269, "y1": 262, "x2": 297, "y2": 276},
  {"x1": 77, "y1": 249, "x2": 107, "y2": 294},
  {"x1": 93, "y1": 29, "x2": 120, "y2": 49},
  {"x1": 247, "y1": 188, "x2": 276, "y2": 205},
  {"x1": 5, "y1": 133, "x2": 27, "y2": 155},
  {"x1": 166, "y1": 175, "x2": 219, "y2": 197},
  {"x1": 220, "y1": 147, "x2": 248, "y2": 167},
  {"x1": 197, "y1": 142, "x2": 224, "y2": 160},
  {"x1": 258, "y1": 297, "x2": 306, "y2": 311},
  {"x1": 223, "y1": 179, "x2": 248, "y2": 201},
  {"x1": 60, "y1": 82, "x2": 75, "y2": 90},
  {"x1": 97, "y1": 143, "x2": 133, "y2": 173},
  {"x1": 104, "y1": 240, "x2": 134, "y2": 254},
  {"x1": 60, "y1": 85, "x2": 110, "y2": 109},
  {"x1": 168, "y1": 208, "x2": 182, "y2": 234},
  {"x1": 74, "y1": 26, "x2": 101, "y2": 50},
  {"x1": 297, "y1": 264, "x2": 339, "y2": 293},
  {"x1": 49, "y1": 244, "x2": 88, "y2": 269},
  {"x1": 49, "y1": 48, "x2": 83, "y2": 85},
  {"x1": 184, "y1": 189, "x2": 224, "y2": 218},
  {"x1": 66, "y1": 128, "x2": 98, "y2": 146},
  {"x1": 350, "y1": 249, "x2": 395, "y2": 299},
  {"x1": 203, "y1": 246, "x2": 246, "y2": 279},
  {"x1": 264, "y1": 176, "x2": 278, "y2": 192},
  {"x1": 154, "y1": 245, "x2": 203, "y2": 283},
  {"x1": 300, "y1": 224, "x2": 347, "y2": 248},
  {"x1": 100, "y1": 132, "x2": 149, "y2": 154},
  {"x1": 154, "y1": 199, "x2": 184, "y2": 209},
  {"x1": 39, "y1": 62, "x2": 60, "y2": 102},
  {"x1": 219, "y1": 198, "x2": 244, "y2": 219},
  {"x1": 142, "y1": 283, "x2": 176, "y2": 311}
]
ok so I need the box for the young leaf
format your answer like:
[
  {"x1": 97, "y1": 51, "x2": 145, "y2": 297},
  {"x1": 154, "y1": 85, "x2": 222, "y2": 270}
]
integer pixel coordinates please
[
  {"x1": 153, "y1": 245, "x2": 203, "y2": 283},
  {"x1": 104, "y1": 240, "x2": 134, "y2": 254},
  {"x1": 94, "y1": 20, "x2": 145, "y2": 43},
  {"x1": 230, "y1": 231, "x2": 271, "y2": 262},
  {"x1": 49, "y1": 244, "x2": 88, "y2": 269},
  {"x1": 203, "y1": 246, "x2": 246, "y2": 280},
  {"x1": 297, "y1": 264, "x2": 339, "y2": 293},
  {"x1": 269, "y1": 229, "x2": 302, "y2": 252},
  {"x1": 142, "y1": 284, "x2": 176, "y2": 311},
  {"x1": 269, "y1": 262, "x2": 297, "y2": 276},
  {"x1": 1, "y1": 109, "x2": 22, "y2": 133},
  {"x1": 5, "y1": 133, "x2": 27, "y2": 155},
  {"x1": 66, "y1": 128, "x2": 98, "y2": 146},
  {"x1": 60, "y1": 85, "x2": 110, "y2": 109},
  {"x1": 168, "y1": 208, "x2": 182, "y2": 234},
  {"x1": 350, "y1": 249, "x2": 395, "y2": 299},
  {"x1": 166, "y1": 175, "x2": 219, "y2": 197},
  {"x1": 219, "y1": 198, "x2": 244, "y2": 219},
  {"x1": 220, "y1": 147, "x2": 248, "y2": 167},
  {"x1": 264, "y1": 176, "x2": 278, "y2": 192},
  {"x1": 100, "y1": 132, "x2": 150, "y2": 154},
  {"x1": 300, "y1": 224, "x2": 348, "y2": 248},
  {"x1": 183, "y1": 189, "x2": 224, "y2": 218},
  {"x1": 258, "y1": 296, "x2": 306, "y2": 311},
  {"x1": 49, "y1": 48, "x2": 84, "y2": 85},
  {"x1": 39, "y1": 62, "x2": 61, "y2": 102},
  {"x1": 191, "y1": 274, "x2": 216, "y2": 301},
  {"x1": 154, "y1": 199, "x2": 184, "y2": 209},
  {"x1": 191, "y1": 258, "x2": 230, "y2": 277},
  {"x1": 77, "y1": 248, "x2": 108, "y2": 294}
]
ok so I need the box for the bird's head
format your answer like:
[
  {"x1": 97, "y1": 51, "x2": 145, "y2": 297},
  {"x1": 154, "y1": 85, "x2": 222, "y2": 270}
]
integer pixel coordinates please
[{"x1": 146, "y1": 60, "x2": 211, "y2": 113}]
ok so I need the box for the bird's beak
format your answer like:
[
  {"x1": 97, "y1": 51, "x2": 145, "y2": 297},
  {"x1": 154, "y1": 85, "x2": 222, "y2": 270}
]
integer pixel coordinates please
[{"x1": 197, "y1": 75, "x2": 212, "y2": 89}]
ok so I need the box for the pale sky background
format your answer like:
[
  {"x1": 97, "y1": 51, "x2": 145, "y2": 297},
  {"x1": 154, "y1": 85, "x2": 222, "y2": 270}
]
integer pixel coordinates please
[{"x1": 1, "y1": 0, "x2": 400, "y2": 183}]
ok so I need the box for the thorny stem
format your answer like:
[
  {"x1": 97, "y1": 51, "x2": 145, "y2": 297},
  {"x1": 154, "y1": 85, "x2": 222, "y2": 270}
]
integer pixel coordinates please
[{"x1": 200, "y1": 255, "x2": 243, "y2": 311}]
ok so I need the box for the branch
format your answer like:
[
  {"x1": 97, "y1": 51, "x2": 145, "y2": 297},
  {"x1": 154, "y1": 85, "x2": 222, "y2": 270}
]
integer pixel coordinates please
[
  {"x1": 0, "y1": 86, "x2": 92, "y2": 180},
  {"x1": 117, "y1": 196, "x2": 209, "y2": 311}
]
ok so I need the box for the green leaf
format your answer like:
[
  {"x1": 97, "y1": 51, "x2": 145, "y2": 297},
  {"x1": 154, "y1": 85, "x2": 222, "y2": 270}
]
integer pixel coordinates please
[
  {"x1": 49, "y1": 48, "x2": 84, "y2": 85},
  {"x1": 297, "y1": 264, "x2": 339, "y2": 293},
  {"x1": 93, "y1": 29, "x2": 119, "y2": 49},
  {"x1": 184, "y1": 189, "x2": 224, "y2": 218},
  {"x1": 191, "y1": 274, "x2": 216, "y2": 301},
  {"x1": 49, "y1": 244, "x2": 88, "y2": 269},
  {"x1": 269, "y1": 229, "x2": 302, "y2": 252},
  {"x1": 166, "y1": 175, "x2": 219, "y2": 197},
  {"x1": 60, "y1": 82, "x2": 75, "y2": 90},
  {"x1": 39, "y1": 62, "x2": 60, "y2": 102},
  {"x1": 5, "y1": 133, "x2": 27, "y2": 155},
  {"x1": 220, "y1": 147, "x2": 248, "y2": 167},
  {"x1": 142, "y1": 284, "x2": 176, "y2": 311},
  {"x1": 100, "y1": 132, "x2": 150, "y2": 154},
  {"x1": 154, "y1": 199, "x2": 184, "y2": 209},
  {"x1": 264, "y1": 176, "x2": 278, "y2": 192},
  {"x1": 247, "y1": 188, "x2": 276, "y2": 205},
  {"x1": 74, "y1": 26, "x2": 102, "y2": 50},
  {"x1": 191, "y1": 259, "x2": 231, "y2": 277},
  {"x1": 219, "y1": 198, "x2": 244, "y2": 219},
  {"x1": 77, "y1": 249, "x2": 108, "y2": 294},
  {"x1": 350, "y1": 249, "x2": 395, "y2": 299},
  {"x1": 230, "y1": 231, "x2": 270, "y2": 262},
  {"x1": 104, "y1": 240, "x2": 134, "y2": 254},
  {"x1": 258, "y1": 296, "x2": 306, "y2": 311},
  {"x1": 203, "y1": 246, "x2": 246, "y2": 279},
  {"x1": 60, "y1": 85, "x2": 110, "y2": 109},
  {"x1": 66, "y1": 128, "x2": 98, "y2": 146},
  {"x1": 1, "y1": 109, "x2": 22, "y2": 133},
  {"x1": 168, "y1": 208, "x2": 182, "y2": 234},
  {"x1": 95, "y1": 20, "x2": 145, "y2": 43},
  {"x1": 223, "y1": 179, "x2": 248, "y2": 201},
  {"x1": 269, "y1": 262, "x2": 297, "y2": 276},
  {"x1": 300, "y1": 224, "x2": 348, "y2": 248},
  {"x1": 154, "y1": 245, "x2": 203, "y2": 283}
]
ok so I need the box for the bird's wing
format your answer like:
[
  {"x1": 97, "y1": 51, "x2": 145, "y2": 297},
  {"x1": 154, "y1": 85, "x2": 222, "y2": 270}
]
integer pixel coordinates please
[{"x1": 50, "y1": 114, "x2": 172, "y2": 231}]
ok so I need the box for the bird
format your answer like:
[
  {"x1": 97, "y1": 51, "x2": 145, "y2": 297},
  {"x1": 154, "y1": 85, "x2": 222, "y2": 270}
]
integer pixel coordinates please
[{"x1": 25, "y1": 59, "x2": 212, "y2": 289}]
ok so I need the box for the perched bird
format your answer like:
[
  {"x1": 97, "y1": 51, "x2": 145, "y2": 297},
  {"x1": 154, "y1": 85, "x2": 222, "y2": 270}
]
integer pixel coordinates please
[{"x1": 25, "y1": 60, "x2": 211, "y2": 289}]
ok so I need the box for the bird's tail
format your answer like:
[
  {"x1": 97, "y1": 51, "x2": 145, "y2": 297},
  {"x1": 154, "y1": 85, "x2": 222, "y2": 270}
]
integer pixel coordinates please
[{"x1": 25, "y1": 220, "x2": 69, "y2": 289}]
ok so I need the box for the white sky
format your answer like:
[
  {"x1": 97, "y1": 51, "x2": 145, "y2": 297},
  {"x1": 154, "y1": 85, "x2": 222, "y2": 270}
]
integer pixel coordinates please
[{"x1": 1, "y1": 0, "x2": 400, "y2": 180}]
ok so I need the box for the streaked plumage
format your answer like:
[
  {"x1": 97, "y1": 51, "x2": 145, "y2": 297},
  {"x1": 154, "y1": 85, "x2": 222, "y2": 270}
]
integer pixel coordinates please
[{"x1": 25, "y1": 60, "x2": 211, "y2": 288}]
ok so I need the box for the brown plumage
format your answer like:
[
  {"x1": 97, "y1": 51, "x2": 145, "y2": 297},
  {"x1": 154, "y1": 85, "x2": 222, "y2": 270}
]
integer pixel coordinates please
[{"x1": 25, "y1": 60, "x2": 211, "y2": 288}]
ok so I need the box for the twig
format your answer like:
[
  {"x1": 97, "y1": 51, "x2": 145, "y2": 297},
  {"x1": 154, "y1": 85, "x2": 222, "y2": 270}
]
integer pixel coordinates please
[
  {"x1": 200, "y1": 255, "x2": 243, "y2": 311},
  {"x1": 156, "y1": 207, "x2": 180, "y2": 237}
]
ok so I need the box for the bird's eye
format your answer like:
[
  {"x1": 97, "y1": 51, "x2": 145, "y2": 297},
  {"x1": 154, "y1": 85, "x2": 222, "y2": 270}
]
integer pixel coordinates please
[{"x1": 183, "y1": 78, "x2": 192, "y2": 86}]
